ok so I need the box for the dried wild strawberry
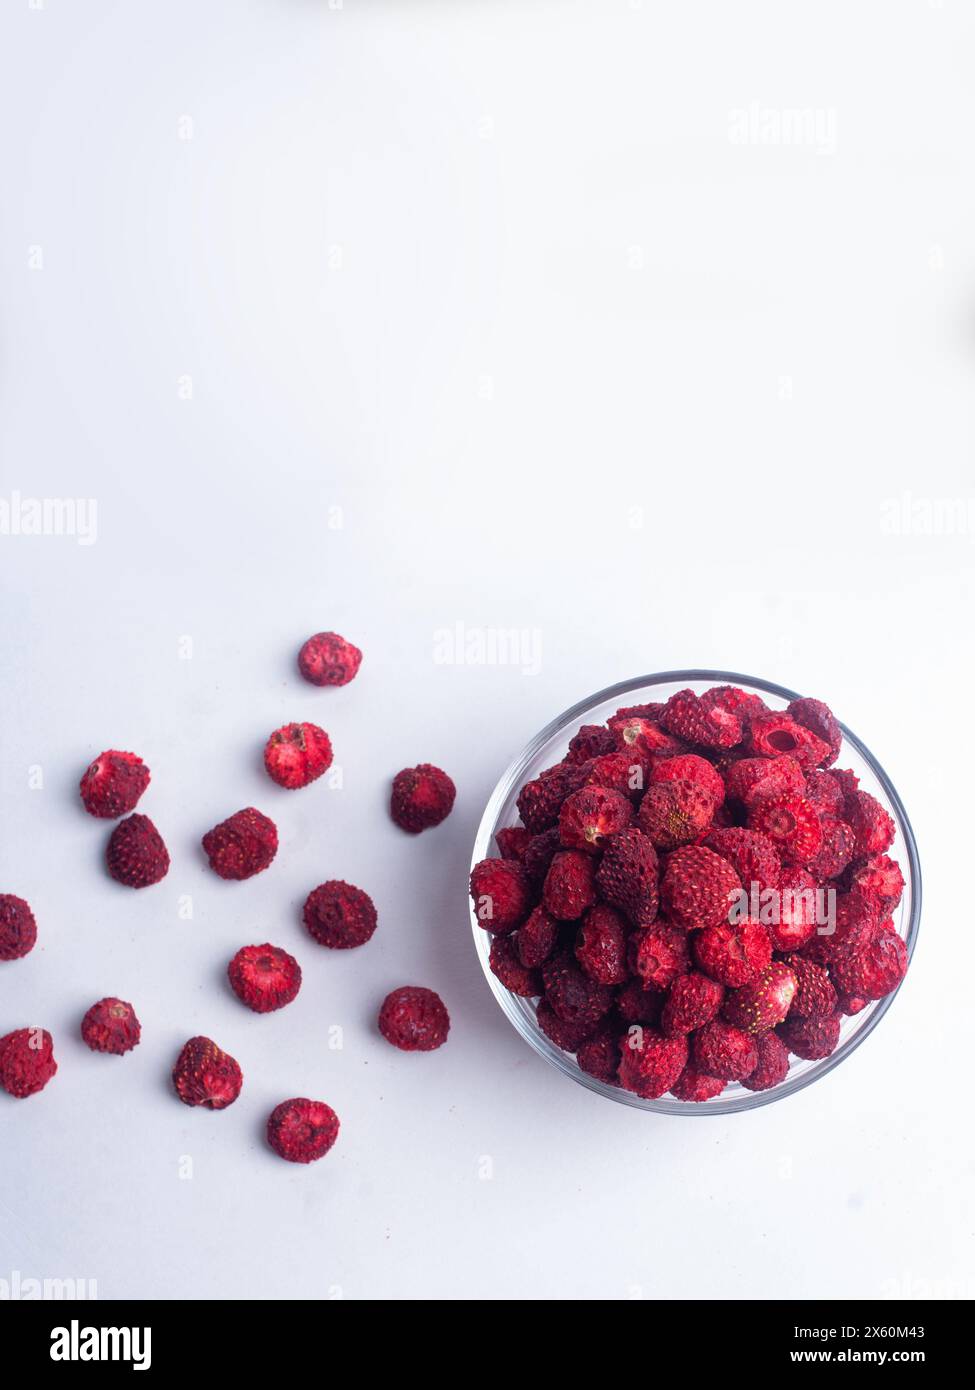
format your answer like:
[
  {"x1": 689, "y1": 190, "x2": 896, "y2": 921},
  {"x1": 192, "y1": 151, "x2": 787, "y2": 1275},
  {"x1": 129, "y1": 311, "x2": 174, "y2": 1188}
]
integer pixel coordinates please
[
  {"x1": 523, "y1": 828, "x2": 561, "y2": 886},
  {"x1": 692, "y1": 1019, "x2": 758, "y2": 1081},
  {"x1": 106, "y1": 814, "x2": 170, "y2": 888},
  {"x1": 470, "y1": 858, "x2": 531, "y2": 933},
  {"x1": 542, "y1": 850, "x2": 597, "y2": 921},
  {"x1": 535, "y1": 999, "x2": 598, "y2": 1052},
  {"x1": 721, "y1": 962, "x2": 797, "y2": 1034},
  {"x1": 228, "y1": 943, "x2": 302, "y2": 1012},
  {"x1": 390, "y1": 763, "x2": 456, "y2": 833},
  {"x1": 576, "y1": 1021, "x2": 623, "y2": 1085},
  {"x1": 784, "y1": 954, "x2": 836, "y2": 1019},
  {"x1": 297, "y1": 630, "x2": 362, "y2": 686},
  {"x1": 693, "y1": 919, "x2": 772, "y2": 988},
  {"x1": 637, "y1": 778, "x2": 714, "y2": 849},
  {"x1": 629, "y1": 922, "x2": 690, "y2": 990},
  {"x1": 777, "y1": 1012, "x2": 841, "y2": 1061},
  {"x1": 739, "y1": 1030, "x2": 790, "y2": 1092},
  {"x1": 846, "y1": 790, "x2": 896, "y2": 857},
  {"x1": 202, "y1": 807, "x2": 277, "y2": 881},
  {"x1": 264, "y1": 722, "x2": 333, "y2": 790},
  {"x1": 574, "y1": 904, "x2": 629, "y2": 985},
  {"x1": 172, "y1": 1036, "x2": 242, "y2": 1109},
  {"x1": 661, "y1": 845, "x2": 742, "y2": 931},
  {"x1": 595, "y1": 829, "x2": 659, "y2": 927},
  {"x1": 267, "y1": 1098, "x2": 340, "y2": 1163},
  {"x1": 661, "y1": 971, "x2": 724, "y2": 1037},
  {"x1": 808, "y1": 816, "x2": 856, "y2": 880},
  {"x1": 378, "y1": 986, "x2": 450, "y2": 1052},
  {"x1": 767, "y1": 867, "x2": 820, "y2": 952},
  {"x1": 495, "y1": 826, "x2": 531, "y2": 861},
  {"x1": 831, "y1": 921, "x2": 907, "y2": 1001},
  {"x1": 81, "y1": 998, "x2": 141, "y2": 1055},
  {"x1": 748, "y1": 713, "x2": 830, "y2": 769},
  {"x1": 618, "y1": 1027, "x2": 689, "y2": 1099},
  {"x1": 616, "y1": 979, "x2": 664, "y2": 1026},
  {"x1": 516, "y1": 906, "x2": 559, "y2": 968},
  {"x1": 608, "y1": 714, "x2": 682, "y2": 761},
  {"x1": 787, "y1": 696, "x2": 842, "y2": 766},
  {"x1": 80, "y1": 750, "x2": 150, "y2": 819},
  {"x1": 747, "y1": 793, "x2": 822, "y2": 866},
  {"x1": 516, "y1": 764, "x2": 583, "y2": 833},
  {"x1": 0, "y1": 1027, "x2": 57, "y2": 1098},
  {"x1": 580, "y1": 752, "x2": 645, "y2": 800},
  {"x1": 559, "y1": 785, "x2": 632, "y2": 853},
  {"x1": 847, "y1": 854, "x2": 905, "y2": 915},
  {"x1": 542, "y1": 950, "x2": 614, "y2": 1027},
  {"x1": 0, "y1": 894, "x2": 37, "y2": 961},
  {"x1": 649, "y1": 753, "x2": 725, "y2": 807},
  {"x1": 489, "y1": 936, "x2": 542, "y2": 997},
  {"x1": 670, "y1": 1064, "x2": 727, "y2": 1103},
  {"x1": 803, "y1": 769, "x2": 845, "y2": 817},
  {"x1": 567, "y1": 724, "x2": 617, "y2": 763},
  {"x1": 661, "y1": 689, "x2": 742, "y2": 749},
  {"x1": 703, "y1": 827, "x2": 781, "y2": 895},
  {"x1": 304, "y1": 880, "x2": 378, "y2": 949}
]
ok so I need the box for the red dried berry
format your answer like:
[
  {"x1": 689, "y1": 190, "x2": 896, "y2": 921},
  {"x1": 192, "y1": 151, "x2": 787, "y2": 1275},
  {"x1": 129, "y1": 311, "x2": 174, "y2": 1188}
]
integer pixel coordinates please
[
  {"x1": 535, "y1": 999, "x2": 599, "y2": 1052},
  {"x1": 670, "y1": 1064, "x2": 727, "y2": 1103},
  {"x1": 581, "y1": 752, "x2": 645, "y2": 800},
  {"x1": 836, "y1": 991, "x2": 868, "y2": 1016},
  {"x1": 516, "y1": 764, "x2": 582, "y2": 833},
  {"x1": 0, "y1": 1027, "x2": 57, "y2": 1098},
  {"x1": 784, "y1": 954, "x2": 837, "y2": 1019},
  {"x1": 629, "y1": 922, "x2": 690, "y2": 990},
  {"x1": 81, "y1": 998, "x2": 141, "y2": 1055},
  {"x1": 172, "y1": 1036, "x2": 242, "y2": 1109},
  {"x1": 661, "y1": 971, "x2": 724, "y2": 1037},
  {"x1": 692, "y1": 1019, "x2": 758, "y2": 1081},
  {"x1": 649, "y1": 753, "x2": 725, "y2": 807},
  {"x1": 390, "y1": 763, "x2": 456, "y2": 833},
  {"x1": 808, "y1": 816, "x2": 857, "y2": 880},
  {"x1": 787, "y1": 696, "x2": 842, "y2": 766},
  {"x1": 470, "y1": 858, "x2": 531, "y2": 933},
  {"x1": 378, "y1": 986, "x2": 450, "y2": 1052},
  {"x1": 267, "y1": 1098, "x2": 340, "y2": 1163},
  {"x1": 661, "y1": 689, "x2": 742, "y2": 749},
  {"x1": 637, "y1": 778, "x2": 714, "y2": 849},
  {"x1": 721, "y1": 962, "x2": 797, "y2": 1034},
  {"x1": 703, "y1": 827, "x2": 781, "y2": 895},
  {"x1": 739, "y1": 1031, "x2": 790, "y2": 1092},
  {"x1": 831, "y1": 767, "x2": 861, "y2": 801},
  {"x1": 542, "y1": 850, "x2": 597, "y2": 921},
  {"x1": 748, "y1": 713, "x2": 830, "y2": 769},
  {"x1": 616, "y1": 978, "x2": 664, "y2": 1026},
  {"x1": 747, "y1": 793, "x2": 822, "y2": 866},
  {"x1": 542, "y1": 949, "x2": 614, "y2": 1026},
  {"x1": 618, "y1": 1027, "x2": 689, "y2": 1099},
  {"x1": 0, "y1": 894, "x2": 37, "y2": 962},
  {"x1": 297, "y1": 630, "x2": 362, "y2": 686},
  {"x1": 734, "y1": 755, "x2": 807, "y2": 810},
  {"x1": 202, "y1": 807, "x2": 278, "y2": 881},
  {"x1": 495, "y1": 826, "x2": 531, "y2": 861},
  {"x1": 559, "y1": 785, "x2": 632, "y2": 853},
  {"x1": 264, "y1": 722, "x2": 333, "y2": 790},
  {"x1": 615, "y1": 702, "x2": 667, "y2": 721},
  {"x1": 516, "y1": 906, "x2": 559, "y2": 968},
  {"x1": 576, "y1": 1021, "x2": 623, "y2": 1085},
  {"x1": 304, "y1": 880, "x2": 378, "y2": 949},
  {"x1": 522, "y1": 827, "x2": 561, "y2": 886},
  {"x1": 567, "y1": 724, "x2": 617, "y2": 763},
  {"x1": 489, "y1": 936, "x2": 542, "y2": 997},
  {"x1": 607, "y1": 715, "x2": 682, "y2": 763},
  {"x1": 701, "y1": 685, "x2": 768, "y2": 719},
  {"x1": 79, "y1": 750, "x2": 150, "y2": 819},
  {"x1": 574, "y1": 905, "x2": 629, "y2": 985},
  {"x1": 801, "y1": 886, "x2": 880, "y2": 965},
  {"x1": 831, "y1": 921, "x2": 907, "y2": 1001},
  {"x1": 777, "y1": 1012, "x2": 841, "y2": 1060},
  {"x1": 106, "y1": 814, "x2": 170, "y2": 888},
  {"x1": 804, "y1": 770, "x2": 845, "y2": 817},
  {"x1": 228, "y1": 943, "x2": 302, "y2": 1013},
  {"x1": 767, "y1": 868, "x2": 820, "y2": 952},
  {"x1": 693, "y1": 919, "x2": 772, "y2": 988},
  {"x1": 595, "y1": 829, "x2": 659, "y2": 928},
  {"x1": 846, "y1": 790, "x2": 896, "y2": 857},
  {"x1": 847, "y1": 854, "x2": 905, "y2": 915},
  {"x1": 661, "y1": 845, "x2": 742, "y2": 931}
]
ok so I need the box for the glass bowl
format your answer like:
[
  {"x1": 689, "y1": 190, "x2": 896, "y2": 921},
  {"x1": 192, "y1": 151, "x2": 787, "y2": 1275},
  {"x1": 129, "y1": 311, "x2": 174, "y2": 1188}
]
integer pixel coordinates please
[{"x1": 469, "y1": 670, "x2": 921, "y2": 1114}]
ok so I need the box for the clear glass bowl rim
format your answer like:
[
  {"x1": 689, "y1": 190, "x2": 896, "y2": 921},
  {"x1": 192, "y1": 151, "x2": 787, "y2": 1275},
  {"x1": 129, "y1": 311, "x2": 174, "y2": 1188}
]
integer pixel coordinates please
[{"x1": 469, "y1": 669, "x2": 922, "y2": 1115}]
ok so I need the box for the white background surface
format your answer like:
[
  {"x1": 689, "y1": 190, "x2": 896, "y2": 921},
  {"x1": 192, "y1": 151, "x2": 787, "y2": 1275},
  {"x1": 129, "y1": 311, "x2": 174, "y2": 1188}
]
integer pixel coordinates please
[{"x1": 1, "y1": 0, "x2": 973, "y2": 1302}]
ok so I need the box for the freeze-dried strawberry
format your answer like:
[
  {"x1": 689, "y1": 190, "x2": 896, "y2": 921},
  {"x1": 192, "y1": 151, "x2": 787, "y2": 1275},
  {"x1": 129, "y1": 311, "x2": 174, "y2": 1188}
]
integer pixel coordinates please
[
  {"x1": 559, "y1": 785, "x2": 632, "y2": 853},
  {"x1": 803, "y1": 770, "x2": 845, "y2": 817},
  {"x1": 378, "y1": 986, "x2": 450, "y2": 1051},
  {"x1": 670, "y1": 1064, "x2": 727, "y2": 1103},
  {"x1": 304, "y1": 880, "x2": 378, "y2": 948},
  {"x1": 542, "y1": 949, "x2": 614, "y2": 1027},
  {"x1": 80, "y1": 750, "x2": 150, "y2": 819},
  {"x1": 831, "y1": 921, "x2": 907, "y2": 1001},
  {"x1": 661, "y1": 971, "x2": 724, "y2": 1037},
  {"x1": 703, "y1": 827, "x2": 781, "y2": 895},
  {"x1": 767, "y1": 868, "x2": 820, "y2": 952},
  {"x1": 535, "y1": 999, "x2": 598, "y2": 1052},
  {"x1": 801, "y1": 885, "x2": 879, "y2": 965},
  {"x1": 748, "y1": 713, "x2": 830, "y2": 769},
  {"x1": 567, "y1": 724, "x2": 617, "y2": 763},
  {"x1": 581, "y1": 752, "x2": 645, "y2": 800},
  {"x1": 523, "y1": 828, "x2": 561, "y2": 886},
  {"x1": 847, "y1": 854, "x2": 905, "y2": 915},
  {"x1": 787, "y1": 697, "x2": 842, "y2": 766},
  {"x1": 575, "y1": 905, "x2": 629, "y2": 985},
  {"x1": 846, "y1": 791, "x2": 896, "y2": 857},
  {"x1": 489, "y1": 936, "x2": 542, "y2": 997},
  {"x1": 693, "y1": 919, "x2": 772, "y2": 988},
  {"x1": 202, "y1": 807, "x2": 277, "y2": 881},
  {"x1": 629, "y1": 922, "x2": 690, "y2": 990},
  {"x1": 576, "y1": 1020, "x2": 623, "y2": 1085},
  {"x1": 661, "y1": 689, "x2": 742, "y2": 749},
  {"x1": 390, "y1": 763, "x2": 456, "y2": 832},
  {"x1": 616, "y1": 978, "x2": 664, "y2": 1026},
  {"x1": 0, "y1": 1027, "x2": 57, "y2": 1098},
  {"x1": 495, "y1": 826, "x2": 531, "y2": 861},
  {"x1": 172, "y1": 1036, "x2": 242, "y2": 1109},
  {"x1": 107, "y1": 814, "x2": 170, "y2": 888},
  {"x1": 516, "y1": 763, "x2": 584, "y2": 833},
  {"x1": 836, "y1": 991, "x2": 868, "y2": 1016},
  {"x1": 516, "y1": 906, "x2": 559, "y2": 968},
  {"x1": 784, "y1": 954, "x2": 836, "y2": 1019},
  {"x1": 595, "y1": 829, "x2": 659, "y2": 928},
  {"x1": 637, "y1": 778, "x2": 714, "y2": 849},
  {"x1": 747, "y1": 793, "x2": 822, "y2": 865},
  {"x1": 831, "y1": 767, "x2": 860, "y2": 801},
  {"x1": 267, "y1": 1098, "x2": 340, "y2": 1163},
  {"x1": 542, "y1": 850, "x2": 597, "y2": 921},
  {"x1": 649, "y1": 753, "x2": 725, "y2": 808},
  {"x1": 721, "y1": 962, "x2": 796, "y2": 1035},
  {"x1": 661, "y1": 845, "x2": 742, "y2": 931},
  {"x1": 700, "y1": 685, "x2": 768, "y2": 721},
  {"x1": 297, "y1": 630, "x2": 361, "y2": 686},
  {"x1": 264, "y1": 722, "x2": 333, "y2": 790},
  {"x1": 608, "y1": 714, "x2": 682, "y2": 761},
  {"x1": 808, "y1": 816, "x2": 856, "y2": 880},
  {"x1": 228, "y1": 943, "x2": 302, "y2": 1012},
  {"x1": 0, "y1": 894, "x2": 37, "y2": 962},
  {"x1": 728, "y1": 754, "x2": 805, "y2": 808},
  {"x1": 615, "y1": 702, "x2": 667, "y2": 721},
  {"x1": 692, "y1": 1019, "x2": 758, "y2": 1081},
  {"x1": 81, "y1": 998, "x2": 141, "y2": 1054},
  {"x1": 618, "y1": 1027, "x2": 688, "y2": 1099},
  {"x1": 470, "y1": 858, "x2": 531, "y2": 933},
  {"x1": 739, "y1": 1031, "x2": 790, "y2": 1092},
  {"x1": 777, "y1": 1012, "x2": 841, "y2": 1060}
]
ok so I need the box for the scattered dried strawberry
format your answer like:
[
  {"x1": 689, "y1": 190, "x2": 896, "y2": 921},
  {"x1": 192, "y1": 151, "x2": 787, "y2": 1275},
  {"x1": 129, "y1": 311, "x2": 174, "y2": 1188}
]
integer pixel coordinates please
[
  {"x1": 297, "y1": 630, "x2": 362, "y2": 686},
  {"x1": 391, "y1": 763, "x2": 456, "y2": 833},
  {"x1": 489, "y1": 936, "x2": 542, "y2": 997},
  {"x1": 267, "y1": 1098, "x2": 340, "y2": 1163},
  {"x1": 595, "y1": 829, "x2": 659, "y2": 927},
  {"x1": 515, "y1": 906, "x2": 559, "y2": 968},
  {"x1": 202, "y1": 807, "x2": 277, "y2": 881},
  {"x1": 747, "y1": 793, "x2": 822, "y2": 866},
  {"x1": 661, "y1": 971, "x2": 724, "y2": 1037},
  {"x1": 80, "y1": 750, "x2": 150, "y2": 819},
  {"x1": 304, "y1": 880, "x2": 377, "y2": 949},
  {"x1": 81, "y1": 998, "x2": 141, "y2": 1054},
  {"x1": 575, "y1": 905, "x2": 629, "y2": 985},
  {"x1": 721, "y1": 962, "x2": 797, "y2": 1034},
  {"x1": 378, "y1": 986, "x2": 450, "y2": 1051},
  {"x1": 264, "y1": 722, "x2": 333, "y2": 790},
  {"x1": 107, "y1": 814, "x2": 170, "y2": 888},
  {"x1": 785, "y1": 954, "x2": 837, "y2": 1019},
  {"x1": 542, "y1": 850, "x2": 597, "y2": 921},
  {"x1": 629, "y1": 922, "x2": 690, "y2": 990},
  {"x1": 777, "y1": 1012, "x2": 841, "y2": 1060},
  {"x1": 693, "y1": 919, "x2": 772, "y2": 988},
  {"x1": 661, "y1": 845, "x2": 742, "y2": 931},
  {"x1": 692, "y1": 1018, "x2": 758, "y2": 1080},
  {"x1": 618, "y1": 1027, "x2": 688, "y2": 1098},
  {"x1": 670, "y1": 1063, "x2": 727, "y2": 1102},
  {"x1": 739, "y1": 1031, "x2": 790, "y2": 1092},
  {"x1": 559, "y1": 785, "x2": 632, "y2": 853},
  {"x1": 172, "y1": 1036, "x2": 242, "y2": 1109},
  {"x1": 228, "y1": 944, "x2": 302, "y2": 1012},
  {"x1": 470, "y1": 858, "x2": 531, "y2": 933},
  {"x1": 0, "y1": 894, "x2": 37, "y2": 962},
  {"x1": 0, "y1": 1027, "x2": 57, "y2": 1098},
  {"x1": 637, "y1": 778, "x2": 713, "y2": 849}
]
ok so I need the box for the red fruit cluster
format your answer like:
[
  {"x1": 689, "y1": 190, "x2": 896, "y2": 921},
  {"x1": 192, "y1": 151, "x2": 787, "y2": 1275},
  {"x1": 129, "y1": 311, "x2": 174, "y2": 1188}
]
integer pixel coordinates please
[
  {"x1": 481, "y1": 685, "x2": 910, "y2": 1102},
  {"x1": 81, "y1": 998, "x2": 141, "y2": 1055}
]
